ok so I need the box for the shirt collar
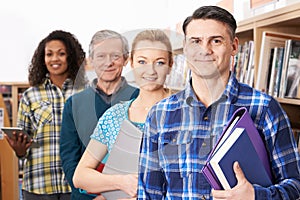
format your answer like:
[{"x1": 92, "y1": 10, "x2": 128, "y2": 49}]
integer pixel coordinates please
[
  {"x1": 183, "y1": 73, "x2": 239, "y2": 107},
  {"x1": 43, "y1": 75, "x2": 73, "y2": 89},
  {"x1": 92, "y1": 76, "x2": 128, "y2": 96}
]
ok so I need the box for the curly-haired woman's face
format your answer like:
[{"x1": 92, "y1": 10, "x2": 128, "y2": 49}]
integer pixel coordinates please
[{"x1": 45, "y1": 40, "x2": 68, "y2": 79}]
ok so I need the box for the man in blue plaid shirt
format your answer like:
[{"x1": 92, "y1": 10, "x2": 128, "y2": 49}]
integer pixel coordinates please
[{"x1": 137, "y1": 5, "x2": 300, "y2": 200}]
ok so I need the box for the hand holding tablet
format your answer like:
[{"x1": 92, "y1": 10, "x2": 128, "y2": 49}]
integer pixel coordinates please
[{"x1": 1, "y1": 127, "x2": 40, "y2": 148}]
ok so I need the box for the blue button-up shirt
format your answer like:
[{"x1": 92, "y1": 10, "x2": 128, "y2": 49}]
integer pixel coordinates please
[{"x1": 137, "y1": 74, "x2": 300, "y2": 199}]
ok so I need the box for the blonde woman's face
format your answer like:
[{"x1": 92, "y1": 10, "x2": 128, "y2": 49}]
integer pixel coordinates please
[{"x1": 131, "y1": 40, "x2": 171, "y2": 91}]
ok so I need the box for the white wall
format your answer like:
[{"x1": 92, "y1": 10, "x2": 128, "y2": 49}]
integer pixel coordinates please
[
  {"x1": 1, "y1": 0, "x2": 297, "y2": 82},
  {"x1": 0, "y1": 0, "x2": 206, "y2": 82}
]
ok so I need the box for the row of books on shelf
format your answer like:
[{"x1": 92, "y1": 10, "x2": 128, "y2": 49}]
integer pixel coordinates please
[
  {"x1": 257, "y1": 31, "x2": 300, "y2": 99},
  {"x1": 234, "y1": 31, "x2": 300, "y2": 99},
  {"x1": 234, "y1": 40, "x2": 255, "y2": 87}
]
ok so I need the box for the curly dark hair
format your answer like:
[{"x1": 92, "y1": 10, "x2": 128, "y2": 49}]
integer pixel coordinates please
[{"x1": 28, "y1": 30, "x2": 86, "y2": 87}]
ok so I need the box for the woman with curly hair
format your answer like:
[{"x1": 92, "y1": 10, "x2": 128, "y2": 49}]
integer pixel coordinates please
[{"x1": 4, "y1": 30, "x2": 87, "y2": 200}]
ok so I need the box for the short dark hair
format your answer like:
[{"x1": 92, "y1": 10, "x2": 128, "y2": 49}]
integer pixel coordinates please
[{"x1": 182, "y1": 6, "x2": 237, "y2": 40}]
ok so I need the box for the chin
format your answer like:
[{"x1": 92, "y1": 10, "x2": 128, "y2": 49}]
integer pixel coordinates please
[{"x1": 141, "y1": 84, "x2": 163, "y2": 91}]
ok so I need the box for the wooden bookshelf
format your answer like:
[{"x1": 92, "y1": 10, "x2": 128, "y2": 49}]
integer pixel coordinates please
[
  {"x1": 0, "y1": 93, "x2": 19, "y2": 200},
  {"x1": 0, "y1": 82, "x2": 29, "y2": 127},
  {"x1": 236, "y1": 2, "x2": 300, "y2": 129}
]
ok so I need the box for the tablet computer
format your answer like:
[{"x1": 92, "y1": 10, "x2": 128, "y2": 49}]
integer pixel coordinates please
[{"x1": 1, "y1": 127, "x2": 40, "y2": 148}]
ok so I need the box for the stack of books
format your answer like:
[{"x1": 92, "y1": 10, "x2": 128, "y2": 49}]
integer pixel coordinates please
[{"x1": 202, "y1": 107, "x2": 273, "y2": 190}]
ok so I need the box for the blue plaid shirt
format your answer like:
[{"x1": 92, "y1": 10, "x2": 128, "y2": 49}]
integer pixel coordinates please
[{"x1": 137, "y1": 74, "x2": 300, "y2": 200}]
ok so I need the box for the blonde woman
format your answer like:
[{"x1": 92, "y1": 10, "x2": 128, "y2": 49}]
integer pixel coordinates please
[{"x1": 73, "y1": 29, "x2": 173, "y2": 199}]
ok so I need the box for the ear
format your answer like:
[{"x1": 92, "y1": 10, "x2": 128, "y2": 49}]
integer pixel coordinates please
[{"x1": 231, "y1": 37, "x2": 239, "y2": 56}]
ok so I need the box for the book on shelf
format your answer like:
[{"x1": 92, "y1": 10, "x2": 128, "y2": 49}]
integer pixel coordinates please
[
  {"x1": 268, "y1": 47, "x2": 285, "y2": 97},
  {"x1": 101, "y1": 119, "x2": 143, "y2": 200},
  {"x1": 280, "y1": 39, "x2": 300, "y2": 99},
  {"x1": 246, "y1": 40, "x2": 255, "y2": 87},
  {"x1": 273, "y1": 47, "x2": 285, "y2": 98},
  {"x1": 233, "y1": 44, "x2": 243, "y2": 79},
  {"x1": 266, "y1": 47, "x2": 276, "y2": 95},
  {"x1": 201, "y1": 107, "x2": 273, "y2": 190},
  {"x1": 234, "y1": 41, "x2": 254, "y2": 86},
  {"x1": 256, "y1": 31, "x2": 300, "y2": 92}
]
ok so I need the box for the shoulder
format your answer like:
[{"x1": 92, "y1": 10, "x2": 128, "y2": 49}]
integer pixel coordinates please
[
  {"x1": 120, "y1": 78, "x2": 139, "y2": 97},
  {"x1": 153, "y1": 90, "x2": 186, "y2": 111},
  {"x1": 101, "y1": 100, "x2": 131, "y2": 120},
  {"x1": 106, "y1": 100, "x2": 131, "y2": 114},
  {"x1": 236, "y1": 82, "x2": 286, "y2": 126},
  {"x1": 65, "y1": 86, "x2": 94, "y2": 103},
  {"x1": 237, "y1": 82, "x2": 274, "y2": 106},
  {"x1": 20, "y1": 85, "x2": 47, "y2": 104},
  {"x1": 122, "y1": 85, "x2": 139, "y2": 95}
]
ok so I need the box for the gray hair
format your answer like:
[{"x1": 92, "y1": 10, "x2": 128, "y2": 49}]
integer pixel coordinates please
[{"x1": 89, "y1": 29, "x2": 129, "y2": 60}]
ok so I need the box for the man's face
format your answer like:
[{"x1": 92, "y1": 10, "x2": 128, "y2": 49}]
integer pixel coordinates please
[
  {"x1": 90, "y1": 38, "x2": 126, "y2": 82},
  {"x1": 183, "y1": 19, "x2": 238, "y2": 79}
]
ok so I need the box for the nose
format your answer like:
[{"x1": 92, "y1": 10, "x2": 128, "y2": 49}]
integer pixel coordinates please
[
  {"x1": 145, "y1": 64, "x2": 157, "y2": 75},
  {"x1": 198, "y1": 42, "x2": 213, "y2": 55},
  {"x1": 51, "y1": 53, "x2": 60, "y2": 61},
  {"x1": 102, "y1": 55, "x2": 114, "y2": 66}
]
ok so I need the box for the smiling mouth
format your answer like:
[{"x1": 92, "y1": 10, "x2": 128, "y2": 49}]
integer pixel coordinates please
[
  {"x1": 143, "y1": 77, "x2": 157, "y2": 81},
  {"x1": 103, "y1": 68, "x2": 117, "y2": 72},
  {"x1": 51, "y1": 64, "x2": 61, "y2": 68},
  {"x1": 195, "y1": 59, "x2": 214, "y2": 62}
]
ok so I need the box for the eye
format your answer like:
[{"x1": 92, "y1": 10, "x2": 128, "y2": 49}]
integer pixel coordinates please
[
  {"x1": 45, "y1": 52, "x2": 52, "y2": 57},
  {"x1": 155, "y1": 61, "x2": 166, "y2": 66},
  {"x1": 96, "y1": 54, "x2": 105, "y2": 59},
  {"x1": 138, "y1": 60, "x2": 146, "y2": 65},
  {"x1": 191, "y1": 38, "x2": 201, "y2": 44},
  {"x1": 59, "y1": 52, "x2": 66, "y2": 56},
  {"x1": 111, "y1": 53, "x2": 121, "y2": 60},
  {"x1": 211, "y1": 38, "x2": 224, "y2": 46}
]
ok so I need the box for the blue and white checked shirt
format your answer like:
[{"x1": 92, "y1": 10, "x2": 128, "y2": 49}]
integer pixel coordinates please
[{"x1": 137, "y1": 74, "x2": 300, "y2": 199}]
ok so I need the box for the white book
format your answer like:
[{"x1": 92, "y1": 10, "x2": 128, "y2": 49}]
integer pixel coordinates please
[{"x1": 281, "y1": 39, "x2": 300, "y2": 98}]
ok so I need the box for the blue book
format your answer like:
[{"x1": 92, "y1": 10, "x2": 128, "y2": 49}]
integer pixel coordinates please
[
  {"x1": 201, "y1": 107, "x2": 273, "y2": 190},
  {"x1": 209, "y1": 127, "x2": 272, "y2": 189}
]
